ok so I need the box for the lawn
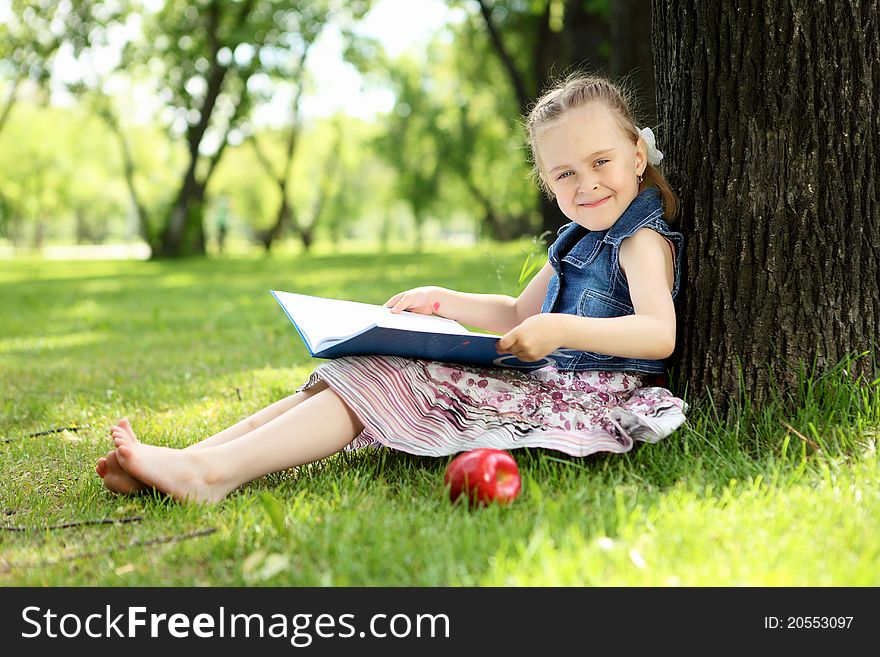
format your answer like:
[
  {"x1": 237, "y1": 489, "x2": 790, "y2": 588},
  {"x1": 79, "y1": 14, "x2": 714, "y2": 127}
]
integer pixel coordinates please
[{"x1": 1, "y1": 245, "x2": 878, "y2": 586}]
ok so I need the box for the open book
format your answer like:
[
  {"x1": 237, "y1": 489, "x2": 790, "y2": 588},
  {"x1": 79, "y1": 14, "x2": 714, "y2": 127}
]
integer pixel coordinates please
[{"x1": 271, "y1": 290, "x2": 576, "y2": 370}]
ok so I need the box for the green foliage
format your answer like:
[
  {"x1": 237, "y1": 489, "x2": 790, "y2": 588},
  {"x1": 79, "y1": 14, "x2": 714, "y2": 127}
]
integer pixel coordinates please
[
  {"x1": 1, "y1": 0, "x2": 569, "y2": 254},
  {"x1": 432, "y1": 27, "x2": 537, "y2": 237},
  {"x1": 259, "y1": 491, "x2": 291, "y2": 538},
  {"x1": 373, "y1": 30, "x2": 536, "y2": 243},
  {"x1": 0, "y1": 0, "x2": 114, "y2": 87},
  {"x1": 375, "y1": 55, "x2": 442, "y2": 244},
  {"x1": 113, "y1": 1, "x2": 375, "y2": 255},
  {"x1": 208, "y1": 138, "x2": 280, "y2": 234},
  {"x1": 0, "y1": 104, "x2": 129, "y2": 245},
  {"x1": 0, "y1": 100, "x2": 186, "y2": 247},
  {"x1": 1, "y1": 252, "x2": 878, "y2": 586},
  {"x1": 0, "y1": 99, "x2": 401, "y2": 251},
  {"x1": 208, "y1": 113, "x2": 394, "y2": 244}
]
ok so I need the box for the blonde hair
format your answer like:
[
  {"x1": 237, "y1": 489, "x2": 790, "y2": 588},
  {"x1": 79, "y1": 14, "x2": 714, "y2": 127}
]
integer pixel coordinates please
[{"x1": 525, "y1": 74, "x2": 679, "y2": 219}]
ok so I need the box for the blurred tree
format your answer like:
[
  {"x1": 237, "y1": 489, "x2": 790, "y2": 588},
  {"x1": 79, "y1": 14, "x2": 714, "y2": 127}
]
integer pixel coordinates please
[
  {"x1": 0, "y1": 0, "x2": 101, "y2": 134},
  {"x1": 116, "y1": 0, "x2": 371, "y2": 258},
  {"x1": 61, "y1": 108, "x2": 130, "y2": 244},
  {"x1": 375, "y1": 57, "x2": 443, "y2": 252},
  {"x1": 124, "y1": 0, "x2": 262, "y2": 257},
  {"x1": 433, "y1": 24, "x2": 536, "y2": 240},
  {"x1": 207, "y1": 112, "x2": 387, "y2": 250},
  {"x1": 57, "y1": 4, "x2": 175, "y2": 250},
  {"x1": 246, "y1": 37, "x2": 313, "y2": 252},
  {"x1": 312, "y1": 116, "x2": 396, "y2": 249},
  {"x1": 242, "y1": 0, "x2": 371, "y2": 253},
  {"x1": 369, "y1": 30, "x2": 536, "y2": 245},
  {"x1": 89, "y1": 90, "x2": 155, "y2": 247},
  {"x1": 0, "y1": 105, "x2": 128, "y2": 248},
  {"x1": 456, "y1": 0, "x2": 656, "y2": 237},
  {"x1": 304, "y1": 113, "x2": 349, "y2": 251},
  {"x1": 0, "y1": 0, "x2": 124, "y2": 246},
  {"x1": 208, "y1": 138, "x2": 277, "y2": 241},
  {"x1": 316, "y1": 114, "x2": 350, "y2": 248}
]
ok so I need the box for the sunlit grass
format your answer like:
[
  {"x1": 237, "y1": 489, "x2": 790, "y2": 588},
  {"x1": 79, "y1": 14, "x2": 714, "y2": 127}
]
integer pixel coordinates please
[{"x1": 1, "y1": 247, "x2": 878, "y2": 586}]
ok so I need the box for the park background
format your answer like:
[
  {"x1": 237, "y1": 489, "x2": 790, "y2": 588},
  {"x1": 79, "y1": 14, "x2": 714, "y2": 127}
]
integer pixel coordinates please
[{"x1": 1, "y1": 0, "x2": 878, "y2": 586}]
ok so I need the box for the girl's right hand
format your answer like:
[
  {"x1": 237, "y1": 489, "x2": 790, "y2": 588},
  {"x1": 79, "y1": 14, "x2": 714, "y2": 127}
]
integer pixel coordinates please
[{"x1": 384, "y1": 286, "x2": 442, "y2": 315}]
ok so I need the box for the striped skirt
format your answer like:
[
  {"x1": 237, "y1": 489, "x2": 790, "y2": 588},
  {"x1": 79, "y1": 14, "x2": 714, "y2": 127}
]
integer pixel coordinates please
[{"x1": 299, "y1": 356, "x2": 687, "y2": 458}]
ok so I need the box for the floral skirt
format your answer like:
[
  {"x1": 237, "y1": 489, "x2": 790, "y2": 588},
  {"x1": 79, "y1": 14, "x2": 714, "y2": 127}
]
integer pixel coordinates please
[{"x1": 299, "y1": 356, "x2": 687, "y2": 458}]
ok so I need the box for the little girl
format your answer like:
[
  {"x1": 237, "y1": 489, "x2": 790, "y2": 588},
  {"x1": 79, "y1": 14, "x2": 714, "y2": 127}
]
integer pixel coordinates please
[{"x1": 97, "y1": 74, "x2": 687, "y2": 503}]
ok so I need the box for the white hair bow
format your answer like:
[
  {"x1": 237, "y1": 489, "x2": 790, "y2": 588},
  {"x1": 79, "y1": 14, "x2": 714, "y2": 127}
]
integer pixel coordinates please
[{"x1": 639, "y1": 127, "x2": 664, "y2": 166}]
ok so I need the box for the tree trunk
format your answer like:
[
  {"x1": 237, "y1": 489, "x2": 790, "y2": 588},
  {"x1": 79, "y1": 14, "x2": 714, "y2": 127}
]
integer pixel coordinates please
[
  {"x1": 461, "y1": 176, "x2": 509, "y2": 240},
  {"x1": 260, "y1": 194, "x2": 290, "y2": 252},
  {"x1": 609, "y1": 0, "x2": 656, "y2": 126},
  {"x1": 157, "y1": 169, "x2": 207, "y2": 257},
  {"x1": 653, "y1": 0, "x2": 880, "y2": 406},
  {"x1": 156, "y1": 3, "x2": 229, "y2": 258},
  {"x1": 298, "y1": 226, "x2": 314, "y2": 252},
  {"x1": 99, "y1": 105, "x2": 151, "y2": 248}
]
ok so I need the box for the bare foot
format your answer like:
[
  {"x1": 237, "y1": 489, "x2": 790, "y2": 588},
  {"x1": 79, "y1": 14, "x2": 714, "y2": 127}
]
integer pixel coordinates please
[
  {"x1": 96, "y1": 449, "x2": 149, "y2": 495},
  {"x1": 113, "y1": 432, "x2": 231, "y2": 503},
  {"x1": 120, "y1": 417, "x2": 137, "y2": 441},
  {"x1": 96, "y1": 417, "x2": 149, "y2": 495},
  {"x1": 110, "y1": 417, "x2": 140, "y2": 443}
]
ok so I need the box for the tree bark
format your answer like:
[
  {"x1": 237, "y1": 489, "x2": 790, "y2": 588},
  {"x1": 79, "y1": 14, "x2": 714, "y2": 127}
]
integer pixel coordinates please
[{"x1": 654, "y1": 0, "x2": 880, "y2": 405}]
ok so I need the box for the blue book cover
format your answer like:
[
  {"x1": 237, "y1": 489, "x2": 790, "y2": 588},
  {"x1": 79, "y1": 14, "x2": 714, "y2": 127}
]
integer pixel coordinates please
[{"x1": 271, "y1": 290, "x2": 572, "y2": 371}]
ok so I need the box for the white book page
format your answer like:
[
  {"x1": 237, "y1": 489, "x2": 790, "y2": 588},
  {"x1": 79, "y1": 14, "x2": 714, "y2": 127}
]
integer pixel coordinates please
[
  {"x1": 376, "y1": 307, "x2": 478, "y2": 335},
  {"x1": 273, "y1": 291, "x2": 382, "y2": 349},
  {"x1": 273, "y1": 291, "x2": 497, "y2": 351}
]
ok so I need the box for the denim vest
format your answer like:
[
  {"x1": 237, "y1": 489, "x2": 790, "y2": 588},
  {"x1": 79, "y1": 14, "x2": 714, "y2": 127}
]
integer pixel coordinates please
[{"x1": 540, "y1": 188, "x2": 684, "y2": 374}]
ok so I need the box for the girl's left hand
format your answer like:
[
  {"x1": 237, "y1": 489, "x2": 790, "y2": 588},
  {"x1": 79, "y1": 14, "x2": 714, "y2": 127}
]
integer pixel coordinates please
[{"x1": 496, "y1": 314, "x2": 563, "y2": 362}]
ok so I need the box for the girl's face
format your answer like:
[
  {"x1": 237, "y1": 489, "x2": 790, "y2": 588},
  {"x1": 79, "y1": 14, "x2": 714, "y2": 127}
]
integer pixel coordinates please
[{"x1": 538, "y1": 104, "x2": 647, "y2": 232}]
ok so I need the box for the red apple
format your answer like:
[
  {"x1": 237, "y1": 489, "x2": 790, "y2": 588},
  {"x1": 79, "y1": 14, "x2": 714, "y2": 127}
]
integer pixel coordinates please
[{"x1": 444, "y1": 448, "x2": 521, "y2": 507}]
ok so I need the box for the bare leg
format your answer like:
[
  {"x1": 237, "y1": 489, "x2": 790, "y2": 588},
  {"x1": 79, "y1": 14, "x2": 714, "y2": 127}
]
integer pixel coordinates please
[
  {"x1": 187, "y1": 379, "x2": 330, "y2": 450},
  {"x1": 113, "y1": 387, "x2": 363, "y2": 503},
  {"x1": 96, "y1": 381, "x2": 329, "y2": 494}
]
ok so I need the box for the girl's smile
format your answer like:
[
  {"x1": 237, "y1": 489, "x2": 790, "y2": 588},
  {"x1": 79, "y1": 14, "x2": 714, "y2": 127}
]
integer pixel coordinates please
[{"x1": 579, "y1": 196, "x2": 611, "y2": 208}]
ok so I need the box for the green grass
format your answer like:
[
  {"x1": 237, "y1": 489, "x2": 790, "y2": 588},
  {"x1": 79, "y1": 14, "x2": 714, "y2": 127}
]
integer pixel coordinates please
[{"x1": 1, "y1": 246, "x2": 878, "y2": 586}]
